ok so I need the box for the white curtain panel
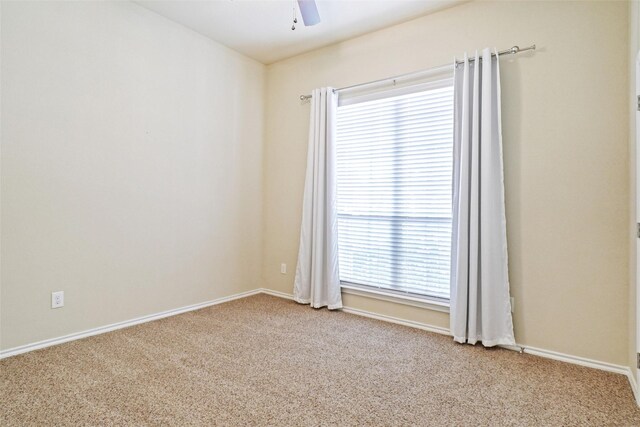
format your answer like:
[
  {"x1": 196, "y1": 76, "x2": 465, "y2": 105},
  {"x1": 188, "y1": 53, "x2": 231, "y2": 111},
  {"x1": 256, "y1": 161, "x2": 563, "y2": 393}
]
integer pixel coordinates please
[
  {"x1": 450, "y1": 49, "x2": 515, "y2": 347},
  {"x1": 293, "y1": 87, "x2": 343, "y2": 310}
]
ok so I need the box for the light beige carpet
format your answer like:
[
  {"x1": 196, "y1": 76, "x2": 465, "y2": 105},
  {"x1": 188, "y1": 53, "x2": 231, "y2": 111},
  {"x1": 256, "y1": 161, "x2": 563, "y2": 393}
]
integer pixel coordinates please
[{"x1": 1, "y1": 294, "x2": 639, "y2": 426}]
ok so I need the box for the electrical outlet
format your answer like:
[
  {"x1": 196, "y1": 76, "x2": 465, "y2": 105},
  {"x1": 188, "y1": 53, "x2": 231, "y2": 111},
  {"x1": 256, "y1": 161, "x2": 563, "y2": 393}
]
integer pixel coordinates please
[
  {"x1": 280, "y1": 263, "x2": 287, "y2": 274},
  {"x1": 510, "y1": 297, "x2": 515, "y2": 313},
  {"x1": 51, "y1": 291, "x2": 64, "y2": 309}
]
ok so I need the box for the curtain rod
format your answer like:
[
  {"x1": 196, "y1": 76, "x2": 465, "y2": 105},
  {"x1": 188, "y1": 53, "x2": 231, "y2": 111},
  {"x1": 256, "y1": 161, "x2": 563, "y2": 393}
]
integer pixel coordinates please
[{"x1": 299, "y1": 44, "x2": 536, "y2": 101}]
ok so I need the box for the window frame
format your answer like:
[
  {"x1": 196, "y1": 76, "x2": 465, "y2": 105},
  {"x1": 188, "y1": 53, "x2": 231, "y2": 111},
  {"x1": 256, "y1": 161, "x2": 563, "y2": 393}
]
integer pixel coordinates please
[{"x1": 336, "y1": 77, "x2": 455, "y2": 307}]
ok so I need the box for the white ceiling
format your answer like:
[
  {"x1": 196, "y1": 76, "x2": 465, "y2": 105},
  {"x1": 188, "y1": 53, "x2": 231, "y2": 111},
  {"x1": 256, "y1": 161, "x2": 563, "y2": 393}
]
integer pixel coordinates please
[{"x1": 134, "y1": 0, "x2": 467, "y2": 64}]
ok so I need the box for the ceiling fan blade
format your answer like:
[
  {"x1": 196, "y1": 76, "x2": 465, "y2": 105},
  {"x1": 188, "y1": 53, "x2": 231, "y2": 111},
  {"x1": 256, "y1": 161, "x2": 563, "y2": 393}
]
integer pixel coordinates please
[{"x1": 297, "y1": 0, "x2": 321, "y2": 26}]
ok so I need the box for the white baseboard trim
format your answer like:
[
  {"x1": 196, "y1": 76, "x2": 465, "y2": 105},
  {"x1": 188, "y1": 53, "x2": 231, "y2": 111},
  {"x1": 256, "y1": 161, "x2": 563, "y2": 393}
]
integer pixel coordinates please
[
  {"x1": 521, "y1": 345, "x2": 629, "y2": 376},
  {"x1": 629, "y1": 368, "x2": 639, "y2": 405},
  {"x1": 340, "y1": 306, "x2": 451, "y2": 336},
  {"x1": 0, "y1": 288, "x2": 262, "y2": 360},
  {"x1": 259, "y1": 288, "x2": 295, "y2": 301}
]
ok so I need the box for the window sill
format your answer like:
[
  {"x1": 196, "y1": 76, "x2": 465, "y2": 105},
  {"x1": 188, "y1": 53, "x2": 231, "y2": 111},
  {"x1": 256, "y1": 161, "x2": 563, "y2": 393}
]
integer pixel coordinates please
[{"x1": 340, "y1": 283, "x2": 450, "y2": 313}]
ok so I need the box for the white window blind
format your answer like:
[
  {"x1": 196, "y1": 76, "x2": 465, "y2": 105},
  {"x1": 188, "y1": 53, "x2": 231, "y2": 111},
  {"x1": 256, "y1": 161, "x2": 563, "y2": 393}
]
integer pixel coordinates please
[{"x1": 336, "y1": 80, "x2": 454, "y2": 301}]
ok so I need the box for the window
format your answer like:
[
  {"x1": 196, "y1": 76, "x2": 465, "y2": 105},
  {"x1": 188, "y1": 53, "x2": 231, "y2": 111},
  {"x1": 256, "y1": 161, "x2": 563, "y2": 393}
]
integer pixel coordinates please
[{"x1": 336, "y1": 79, "x2": 454, "y2": 301}]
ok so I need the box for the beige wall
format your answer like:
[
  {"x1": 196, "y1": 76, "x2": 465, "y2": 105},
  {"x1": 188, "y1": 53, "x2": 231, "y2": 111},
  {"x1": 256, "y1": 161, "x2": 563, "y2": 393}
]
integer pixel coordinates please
[
  {"x1": 0, "y1": 1, "x2": 265, "y2": 350},
  {"x1": 630, "y1": 0, "x2": 639, "y2": 386},
  {"x1": 263, "y1": 0, "x2": 630, "y2": 365}
]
